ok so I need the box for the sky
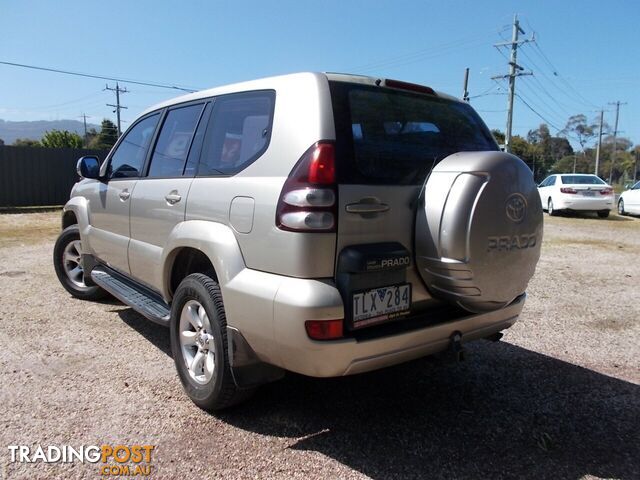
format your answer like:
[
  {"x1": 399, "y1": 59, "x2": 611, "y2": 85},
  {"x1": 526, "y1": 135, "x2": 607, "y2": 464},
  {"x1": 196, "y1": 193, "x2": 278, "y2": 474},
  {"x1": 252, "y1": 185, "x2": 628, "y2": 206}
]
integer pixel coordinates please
[{"x1": 1, "y1": 0, "x2": 638, "y2": 149}]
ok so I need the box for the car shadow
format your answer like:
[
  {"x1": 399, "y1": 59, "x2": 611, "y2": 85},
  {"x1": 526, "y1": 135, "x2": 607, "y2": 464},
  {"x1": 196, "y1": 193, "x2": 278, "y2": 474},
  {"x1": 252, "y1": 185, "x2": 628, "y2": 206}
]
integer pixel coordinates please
[
  {"x1": 117, "y1": 307, "x2": 172, "y2": 357},
  {"x1": 119, "y1": 308, "x2": 639, "y2": 479}
]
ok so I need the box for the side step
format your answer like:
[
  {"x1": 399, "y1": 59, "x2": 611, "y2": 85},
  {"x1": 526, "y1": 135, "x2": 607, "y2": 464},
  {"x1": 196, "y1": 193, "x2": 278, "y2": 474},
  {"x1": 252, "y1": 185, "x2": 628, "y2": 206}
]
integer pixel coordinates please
[{"x1": 91, "y1": 266, "x2": 170, "y2": 327}]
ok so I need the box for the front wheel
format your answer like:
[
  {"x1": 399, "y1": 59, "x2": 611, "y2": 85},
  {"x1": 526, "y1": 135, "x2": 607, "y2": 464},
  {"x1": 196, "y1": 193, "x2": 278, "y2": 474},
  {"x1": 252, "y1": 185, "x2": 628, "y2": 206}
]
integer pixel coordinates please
[
  {"x1": 53, "y1": 225, "x2": 106, "y2": 300},
  {"x1": 597, "y1": 210, "x2": 610, "y2": 218},
  {"x1": 618, "y1": 199, "x2": 626, "y2": 216},
  {"x1": 170, "y1": 273, "x2": 254, "y2": 411}
]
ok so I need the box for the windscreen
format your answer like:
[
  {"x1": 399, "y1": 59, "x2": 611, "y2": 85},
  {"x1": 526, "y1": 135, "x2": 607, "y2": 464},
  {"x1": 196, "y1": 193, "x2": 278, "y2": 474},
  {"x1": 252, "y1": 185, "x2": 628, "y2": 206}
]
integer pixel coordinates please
[
  {"x1": 560, "y1": 175, "x2": 606, "y2": 185},
  {"x1": 330, "y1": 81, "x2": 498, "y2": 185}
]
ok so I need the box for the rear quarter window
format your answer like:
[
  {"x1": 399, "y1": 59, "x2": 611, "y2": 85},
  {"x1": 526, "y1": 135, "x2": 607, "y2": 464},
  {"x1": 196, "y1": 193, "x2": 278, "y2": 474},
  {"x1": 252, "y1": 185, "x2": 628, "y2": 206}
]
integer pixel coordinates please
[
  {"x1": 330, "y1": 82, "x2": 498, "y2": 185},
  {"x1": 197, "y1": 90, "x2": 275, "y2": 176}
]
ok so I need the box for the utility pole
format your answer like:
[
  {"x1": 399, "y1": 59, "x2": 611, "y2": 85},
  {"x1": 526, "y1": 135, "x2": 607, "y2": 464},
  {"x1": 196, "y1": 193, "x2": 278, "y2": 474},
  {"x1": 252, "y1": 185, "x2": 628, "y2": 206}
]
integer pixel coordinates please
[
  {"x1": 607, "y1": 101, "x2": 626, "y2": 184},
  {"x1": 79, "y1": 113, "x2": 89, "y2": 147},
  {"x1": 462, "y1": 68, "x2": 470, "y2": 102},
  {"x1": 105, "y1": 82, "x2": 128, "y2": 137},
  {"x1": 594, "y1": 109, "x2": 604, "y2": 177},
  {"x1": 492, "y1": 15, "x2": 534, "y2": 153}
]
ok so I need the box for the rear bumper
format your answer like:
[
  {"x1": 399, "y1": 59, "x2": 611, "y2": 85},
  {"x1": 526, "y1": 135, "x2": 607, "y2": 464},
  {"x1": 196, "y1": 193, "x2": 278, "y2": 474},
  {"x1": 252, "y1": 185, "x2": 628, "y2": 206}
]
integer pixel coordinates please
[
  {"x1": 223, "y1": 267, "x2": 525, "y2": 378},
  {"x1": 554, "y1": 195, "x2": 614, "y2": 211},
  {"x1": 274, "y1": 293, "x2": 524, "y2": 377}
]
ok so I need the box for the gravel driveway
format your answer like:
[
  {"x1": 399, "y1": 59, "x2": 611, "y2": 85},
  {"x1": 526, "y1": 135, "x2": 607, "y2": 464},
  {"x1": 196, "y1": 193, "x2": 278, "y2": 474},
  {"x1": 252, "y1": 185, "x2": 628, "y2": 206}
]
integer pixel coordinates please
[{"x1": 1, "y1": 211, "x2": 638, "y2": 479}]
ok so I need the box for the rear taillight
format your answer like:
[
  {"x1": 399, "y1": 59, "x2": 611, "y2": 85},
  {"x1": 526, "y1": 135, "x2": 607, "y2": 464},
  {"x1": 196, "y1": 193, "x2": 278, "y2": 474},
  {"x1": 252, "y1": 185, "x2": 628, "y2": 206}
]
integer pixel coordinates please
[
  {"x1": 276, "y1": 142, "x2": 337, "y2": 232},
  {"x1": 305, "y1": 319, "x2": 344, "y2": 340},
  {"x1": 560, "y1": 187, "x2": 577, "y2": 194},
  {"x1": 600, "y1": 188, "x2": 614, "y2": 195}
]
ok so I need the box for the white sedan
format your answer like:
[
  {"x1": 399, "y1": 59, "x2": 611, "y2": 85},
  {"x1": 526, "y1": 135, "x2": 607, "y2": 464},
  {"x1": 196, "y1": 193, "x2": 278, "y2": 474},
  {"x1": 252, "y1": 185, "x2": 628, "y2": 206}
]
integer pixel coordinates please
[
  {"x1": 538, "y1": 174, "x2": 614, "y2": 218},
  {"x1": 618, "y1": 181, "x2": 640, "y2": 216}
]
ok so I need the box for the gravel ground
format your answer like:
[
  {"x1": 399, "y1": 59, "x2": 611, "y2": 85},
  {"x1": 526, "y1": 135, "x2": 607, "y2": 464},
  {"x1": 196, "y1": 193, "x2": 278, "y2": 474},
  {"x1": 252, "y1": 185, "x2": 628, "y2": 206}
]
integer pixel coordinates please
[{"x1": 0, "y1": 211, "x2": 638, "y2": 479}]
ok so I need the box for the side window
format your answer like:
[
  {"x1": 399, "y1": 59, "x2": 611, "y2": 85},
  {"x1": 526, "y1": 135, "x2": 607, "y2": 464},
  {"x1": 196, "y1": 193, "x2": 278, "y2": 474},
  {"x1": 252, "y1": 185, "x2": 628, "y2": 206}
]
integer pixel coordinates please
[
  {"x1": 147, "y1": 103, "x2": 204, "y2": 178},
  {"x1": 198, "y1": 90, "x2": 275, "y2": 176},
  {"x1": 548, "y1": 176, "x2": 556, "y2": 186},
  {"x1": 633, "y1": 181, "x2": 640, "y2": 190},
  {"x1": 539, "y1": 178, "x2": 549, "y2": 187},
  {"x1": 107, "y1": 114, "x2": 160, "y2": 179}
]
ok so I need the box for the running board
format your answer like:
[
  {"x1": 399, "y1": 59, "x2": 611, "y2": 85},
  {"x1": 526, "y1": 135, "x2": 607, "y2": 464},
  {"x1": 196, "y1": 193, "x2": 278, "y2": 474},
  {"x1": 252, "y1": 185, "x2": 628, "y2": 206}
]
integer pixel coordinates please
[{"x1": 91, "y1": 266, "x2": 170, "y2": 327}]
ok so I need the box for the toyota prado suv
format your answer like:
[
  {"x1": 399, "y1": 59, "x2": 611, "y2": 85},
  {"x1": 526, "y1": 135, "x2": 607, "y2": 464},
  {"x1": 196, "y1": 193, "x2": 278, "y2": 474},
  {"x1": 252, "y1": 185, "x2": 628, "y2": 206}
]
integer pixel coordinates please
[{"x1": 53, "y1": 73, "x2": 543, "y2": 410}]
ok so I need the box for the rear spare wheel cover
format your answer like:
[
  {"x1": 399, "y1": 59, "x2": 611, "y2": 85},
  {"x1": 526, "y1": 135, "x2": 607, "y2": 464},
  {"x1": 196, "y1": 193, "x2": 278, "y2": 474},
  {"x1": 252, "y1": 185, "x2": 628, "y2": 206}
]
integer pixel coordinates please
[{"x1": 415, "y1": 151, "x2": 543, "y2": 312}]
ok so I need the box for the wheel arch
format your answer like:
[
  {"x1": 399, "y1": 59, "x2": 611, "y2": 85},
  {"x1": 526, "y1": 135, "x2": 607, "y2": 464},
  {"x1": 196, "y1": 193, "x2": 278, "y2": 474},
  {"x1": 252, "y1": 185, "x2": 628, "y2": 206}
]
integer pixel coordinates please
[
  {"x1": 62, "y1": 197, "x2": 91, "y2": 243},
  {"x1": 162, "y1": 221, "x2": 246, "y2": 302}
]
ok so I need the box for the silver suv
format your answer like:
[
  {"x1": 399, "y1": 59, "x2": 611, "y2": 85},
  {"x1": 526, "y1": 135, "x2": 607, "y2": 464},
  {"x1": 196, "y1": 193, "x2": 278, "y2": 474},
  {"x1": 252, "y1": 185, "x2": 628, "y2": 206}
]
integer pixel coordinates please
[{"x1": 53, "y1": 73, "x2": 543, "y2": 410}]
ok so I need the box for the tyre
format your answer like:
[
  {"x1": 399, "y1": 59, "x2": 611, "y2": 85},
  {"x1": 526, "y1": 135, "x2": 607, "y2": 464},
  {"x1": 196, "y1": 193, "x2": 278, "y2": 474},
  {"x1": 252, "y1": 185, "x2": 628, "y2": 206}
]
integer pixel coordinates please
[
  {"x1": 548, "y1": 198, "x2": 558, "y2": 216},
  {"x1": 170, "y1": 273, "x2": 253, "y2": 411},
  {"x1": 597, "y1": 210, "x2": 610, "y2": 218},
  {"x1": 618, "y1": 199, "x2": 626, "y2": 216},
  {"x1": 53, "y1": 225, "x2": 107, "y2": 301}
]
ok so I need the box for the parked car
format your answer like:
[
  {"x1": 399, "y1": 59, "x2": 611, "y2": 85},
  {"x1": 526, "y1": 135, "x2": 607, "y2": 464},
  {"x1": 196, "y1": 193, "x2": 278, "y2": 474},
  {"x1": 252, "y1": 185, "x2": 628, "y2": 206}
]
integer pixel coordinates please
[
  {"x1": 53, "y1": 72, "x2": 543, "y2": 410},
  {"x1": 537, "y1": 174, "x2": 614, "y2": 218},
  {"x1": 618, "y1": 180, "x2": 640, "y2": 215}
]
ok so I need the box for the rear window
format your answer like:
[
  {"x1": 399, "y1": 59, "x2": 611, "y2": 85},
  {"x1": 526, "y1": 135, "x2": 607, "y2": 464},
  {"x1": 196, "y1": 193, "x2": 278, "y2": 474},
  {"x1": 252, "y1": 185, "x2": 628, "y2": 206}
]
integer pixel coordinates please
[
  {"x1": 330, "y1": 82, "x2": 498, "y2": 185},
  {"x1": 560, "y1": 175, "x2": 605, "y2": 185}
]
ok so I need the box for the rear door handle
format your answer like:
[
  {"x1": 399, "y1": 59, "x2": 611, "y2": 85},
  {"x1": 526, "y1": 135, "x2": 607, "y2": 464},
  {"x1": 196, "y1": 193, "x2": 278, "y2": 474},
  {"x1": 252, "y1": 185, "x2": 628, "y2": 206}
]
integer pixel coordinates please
[
  {"x1": 345, "y1": 202, "x2": 390, "y2": 214},
  {"x1": 119, "y1": 189, "x2": 130, "y2": 201},
  {"x1": 165, "y1": 193, "x2": 182, "y2": 205}
]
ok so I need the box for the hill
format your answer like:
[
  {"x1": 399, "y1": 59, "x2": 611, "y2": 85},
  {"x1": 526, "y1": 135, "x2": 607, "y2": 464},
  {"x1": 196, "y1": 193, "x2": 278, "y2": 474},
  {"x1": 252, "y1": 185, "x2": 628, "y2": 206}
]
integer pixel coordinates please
[{"x1": 0, "y1": 119, "x2": 102, "y2": 145}]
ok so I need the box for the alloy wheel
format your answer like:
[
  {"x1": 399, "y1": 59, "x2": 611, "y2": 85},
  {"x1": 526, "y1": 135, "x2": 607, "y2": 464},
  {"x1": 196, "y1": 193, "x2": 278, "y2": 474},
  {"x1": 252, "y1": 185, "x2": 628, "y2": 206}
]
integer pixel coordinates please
[{"x1": 179, "y1": 300, "x2": 216, "y2": 385}]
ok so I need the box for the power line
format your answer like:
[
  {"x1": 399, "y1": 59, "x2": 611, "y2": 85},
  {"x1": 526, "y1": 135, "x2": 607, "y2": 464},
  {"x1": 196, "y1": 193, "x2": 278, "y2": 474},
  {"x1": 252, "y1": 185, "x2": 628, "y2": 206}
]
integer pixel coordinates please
[
  {"x1": 518, "y1": 77, "x2": 569, "y2": 125},
  {"x1": 0, "y1": 60, "x2": 198, "y2": 92},
  {"x1": 529, "y1": 43, "x2": 599, "y2": 109},
  {"x1": 346, "y1": 29, "x2": 507, "y2": 73},
  {"x1": 515, "y1": 93, "x2": 564, "y2": 133},
  {"x1": 519, "y1": 49, "x2": 580, "y2": 113}
]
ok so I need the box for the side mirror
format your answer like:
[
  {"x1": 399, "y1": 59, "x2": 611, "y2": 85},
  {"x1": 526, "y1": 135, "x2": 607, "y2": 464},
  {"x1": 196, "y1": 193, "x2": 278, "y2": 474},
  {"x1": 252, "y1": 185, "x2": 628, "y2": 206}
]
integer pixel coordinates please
[{"x1": 77, "y1": 156, "x2": 100, "y2": 179}]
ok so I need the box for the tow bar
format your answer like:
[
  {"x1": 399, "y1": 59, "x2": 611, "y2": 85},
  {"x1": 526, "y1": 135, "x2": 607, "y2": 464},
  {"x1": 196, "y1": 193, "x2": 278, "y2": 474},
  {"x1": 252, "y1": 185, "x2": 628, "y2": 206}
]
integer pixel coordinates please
[{"x1": 439, "y1": 331, "x2": 466, "y2": 364}]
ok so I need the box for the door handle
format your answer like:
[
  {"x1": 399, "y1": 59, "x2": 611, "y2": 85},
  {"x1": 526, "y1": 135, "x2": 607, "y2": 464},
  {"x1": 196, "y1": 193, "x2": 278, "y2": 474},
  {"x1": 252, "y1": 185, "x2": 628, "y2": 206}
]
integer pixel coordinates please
[
  {"x1": 119, "y1": 189, "x2": 130, "y2": 201},
  {"x1": 345, "y1": 200, "x2": 390, "y2": 214},
  {"x1": 165, "y1": 193, "x2": 182, "y2": 205}
]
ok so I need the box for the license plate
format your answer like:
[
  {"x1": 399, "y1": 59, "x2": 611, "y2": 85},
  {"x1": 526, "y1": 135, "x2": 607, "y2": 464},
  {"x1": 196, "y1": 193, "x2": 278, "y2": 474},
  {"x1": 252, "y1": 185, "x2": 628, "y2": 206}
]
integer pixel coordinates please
[
  {"x1": 352, "y1": 284, "x2": 411, "y2": 328},
  {"x1": 582, "y1": 190, "x2": 595, "y2": 197}
]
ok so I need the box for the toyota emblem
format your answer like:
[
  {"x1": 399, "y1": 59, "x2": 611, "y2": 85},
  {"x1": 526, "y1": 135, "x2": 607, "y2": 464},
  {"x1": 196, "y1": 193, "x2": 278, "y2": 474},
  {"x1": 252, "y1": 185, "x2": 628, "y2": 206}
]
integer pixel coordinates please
[{"x1": 505, "y1": 193, "x2": 527, "y2": 223}]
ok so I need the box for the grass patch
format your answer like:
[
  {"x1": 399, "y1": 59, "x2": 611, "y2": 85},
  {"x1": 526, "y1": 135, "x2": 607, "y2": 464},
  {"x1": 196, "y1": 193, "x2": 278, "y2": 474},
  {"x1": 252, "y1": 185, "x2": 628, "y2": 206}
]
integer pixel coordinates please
[
  {"x1": 544, "y1": 237, "x2": 627, "y2": 249},
  {"x1": 544, "y1": 213, "x2": 640, "y2": 229},
  {"x1": 0, "y1": 212, "x2": 60, "y2": 248},
  {"x1": 0, "y1": 206, "x2": 63, "y2": 214}
]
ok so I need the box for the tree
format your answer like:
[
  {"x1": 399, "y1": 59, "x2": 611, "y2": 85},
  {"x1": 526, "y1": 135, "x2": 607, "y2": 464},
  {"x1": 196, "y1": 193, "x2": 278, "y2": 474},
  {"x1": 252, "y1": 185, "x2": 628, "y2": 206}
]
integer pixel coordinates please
[
  {"x1": 13, "y1": 138, "x2": 42, "y2": 147},
  {"x1": 552, "y1": 155, "x2": 592, "y2": 174},
  {"x1": 561, "y1": 114, "x2": 596, "y2": 152},
  {"x1": 491, "y1": 129, "x2": 505, "y2": 145},
  {"x1": 88, "y1": 119, "x2": 118, "y2": 150},
  {"x1": 41, "y1": 129, "x2": 83, "y2": 148}
]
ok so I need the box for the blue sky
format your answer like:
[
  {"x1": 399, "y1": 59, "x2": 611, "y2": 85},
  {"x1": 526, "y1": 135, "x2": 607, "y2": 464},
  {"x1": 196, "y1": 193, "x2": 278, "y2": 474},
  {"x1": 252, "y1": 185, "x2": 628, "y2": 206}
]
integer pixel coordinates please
[{"x1": 1, "y1": 0, "x2": 638, "y2": 148}]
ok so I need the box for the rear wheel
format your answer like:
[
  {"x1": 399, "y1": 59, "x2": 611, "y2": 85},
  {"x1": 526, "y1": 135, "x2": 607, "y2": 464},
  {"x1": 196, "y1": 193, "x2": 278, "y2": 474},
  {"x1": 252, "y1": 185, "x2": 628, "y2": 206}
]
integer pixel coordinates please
[
  {"x1": 548, "y1": 198, "x2": 557, "y2": 216},
  {"x1": 618, "y1": 199, "x2": 626, "y2": 215},
  {"x1": 597, "y1": 210, "x2": 610, "y2": 218},
  {"x1": 53, "y1": 225, "x2": 106, "y2": 300},
  {"x1": 170, "y1": 273, "x2": 254, "y2": 411}
]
